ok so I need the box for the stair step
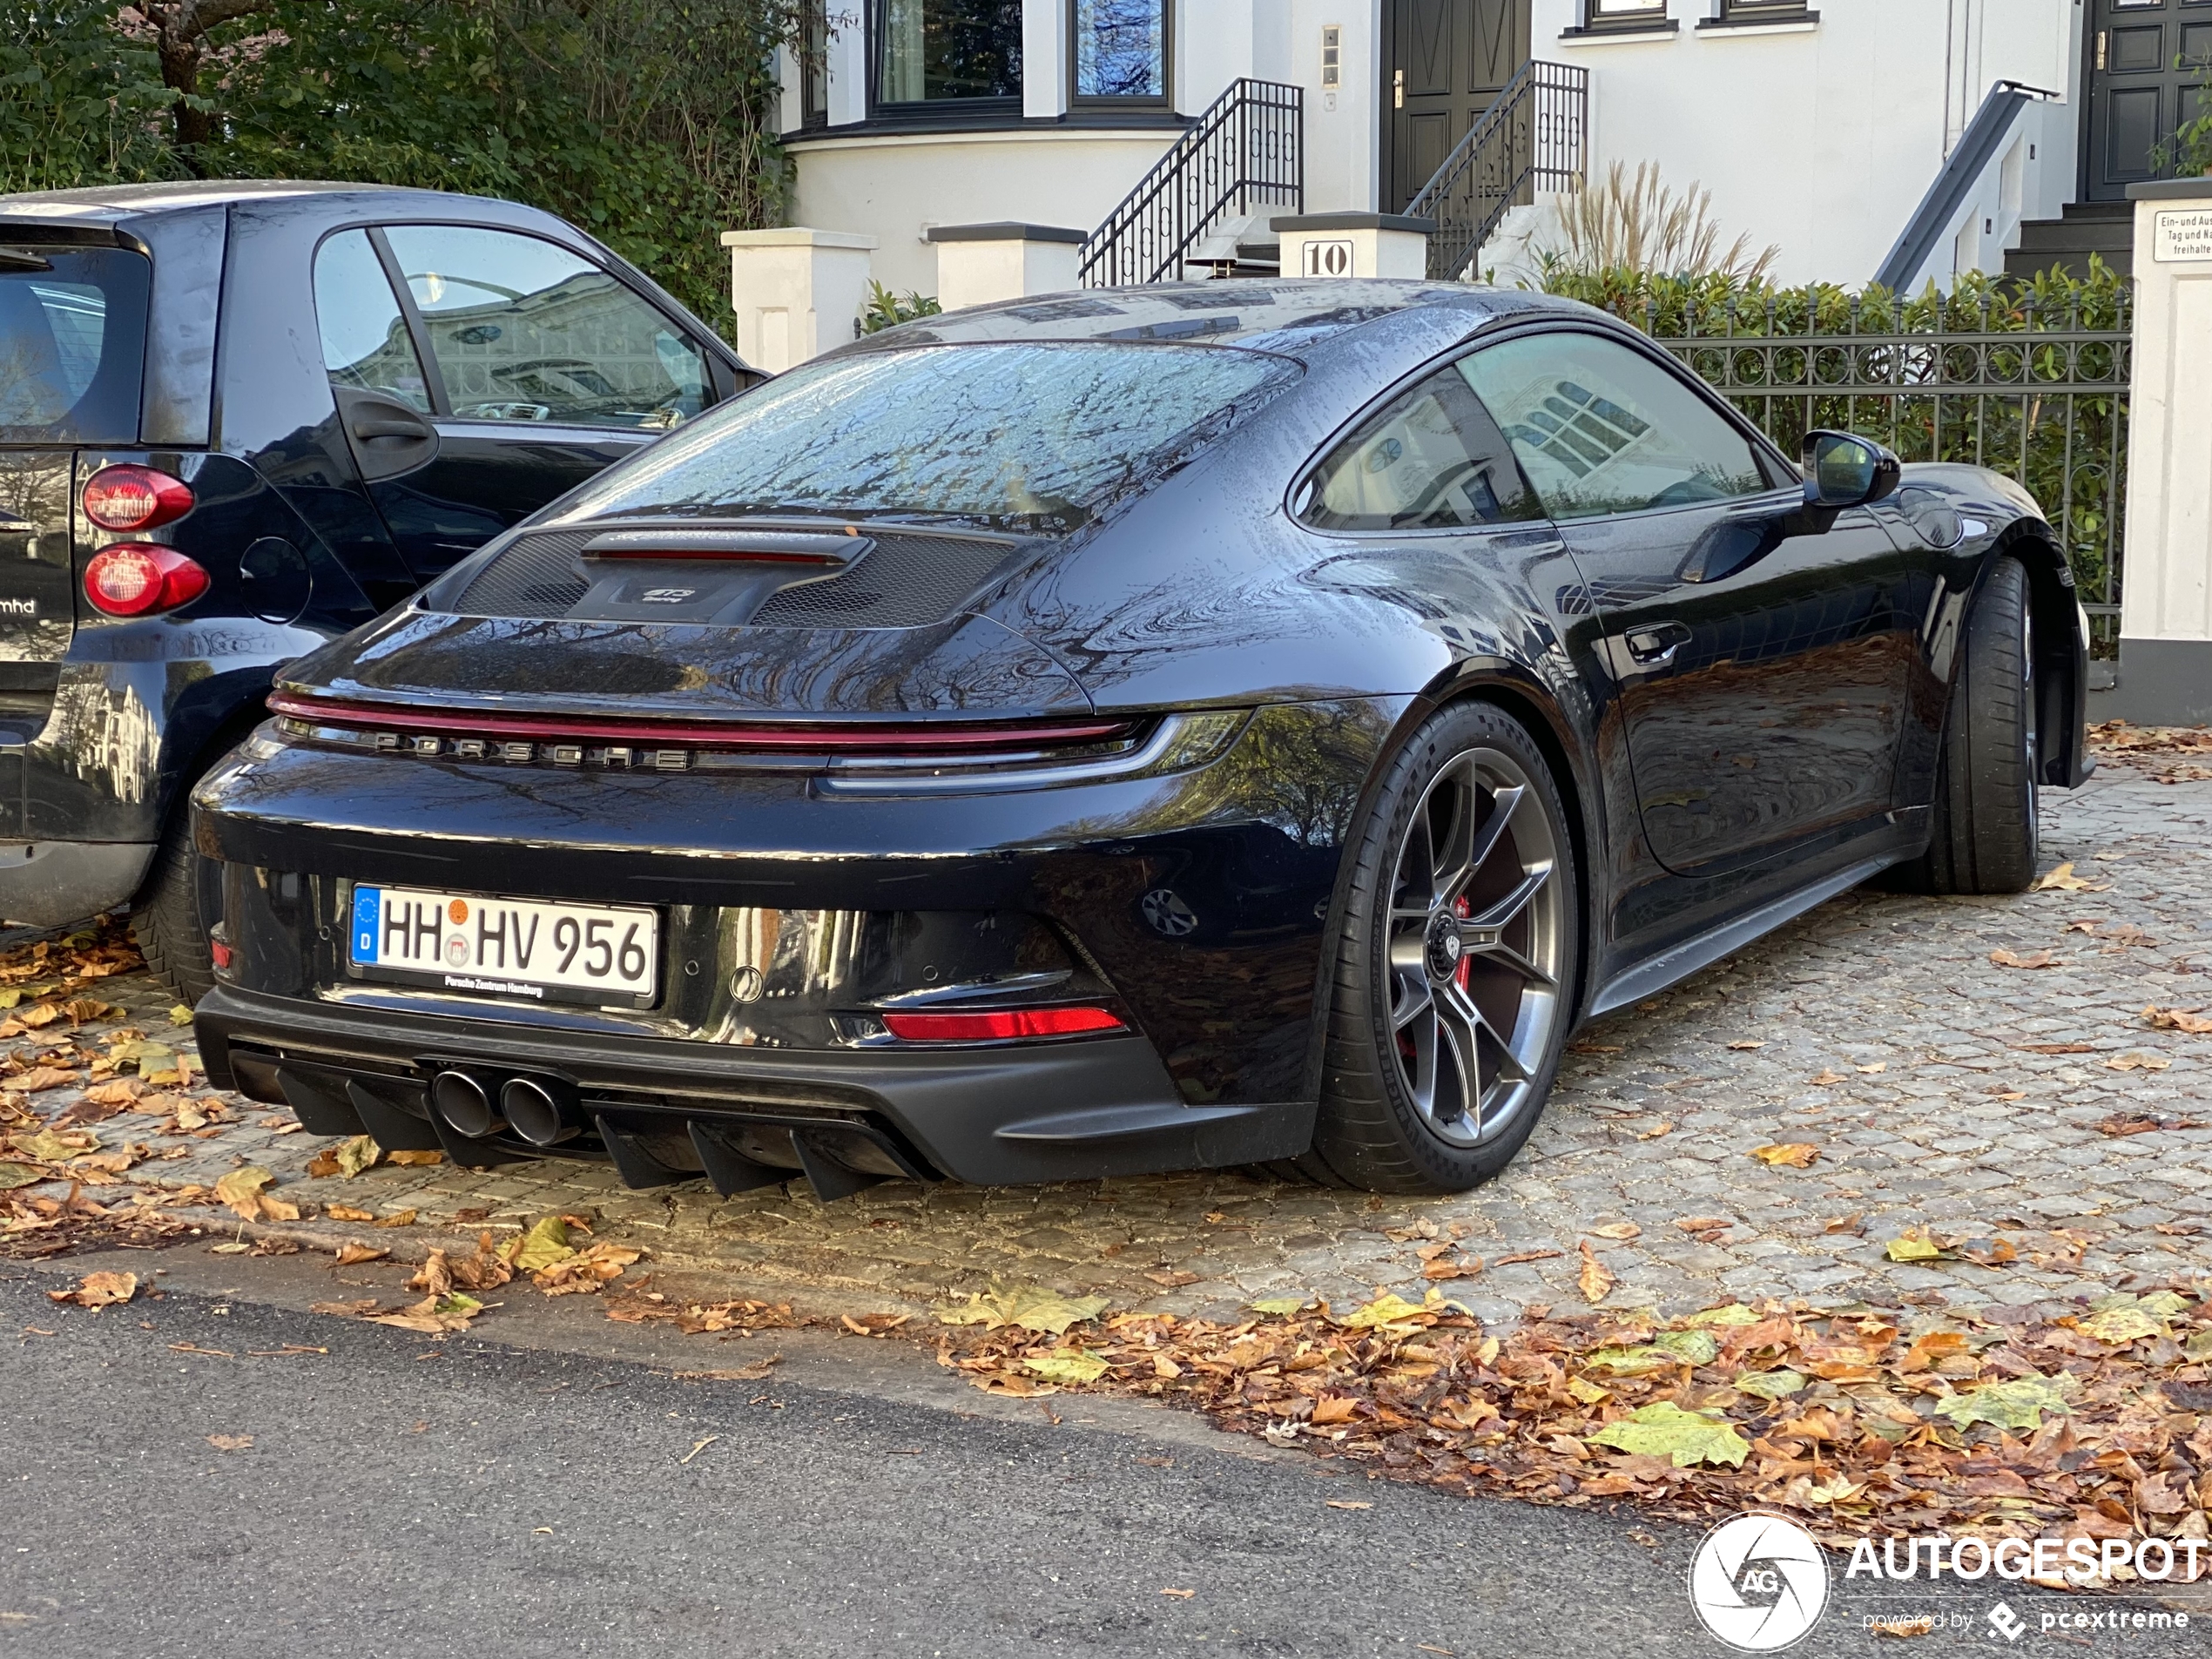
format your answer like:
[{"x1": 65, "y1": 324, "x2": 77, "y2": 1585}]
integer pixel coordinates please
[
  {"x1": 2060, "y1": 200, "x2": 2134, "y2": 222},
  {"x1": 2014, "y1": 219, "x2": 2134, "y2": 253}
]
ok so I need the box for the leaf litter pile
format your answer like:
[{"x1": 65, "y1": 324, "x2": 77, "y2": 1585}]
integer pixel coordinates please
[
  {"x1": 2089, "y1": 720, "x2": 2212, "y2": 785},
  {"x1": 922, "y1": 1278, "x2": 2212, "y2": 1580}
]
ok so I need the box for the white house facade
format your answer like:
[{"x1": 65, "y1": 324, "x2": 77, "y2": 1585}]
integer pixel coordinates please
[{"x1": 774, "y1": 0, "x2": 2201, "y2": 297}]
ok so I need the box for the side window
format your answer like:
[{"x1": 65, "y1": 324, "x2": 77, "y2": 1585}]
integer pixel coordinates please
[
  {"x1": 379, "y1": 226, "x2": 711, "y2": 430},
  {"x1": 313, "y1": 229, "x2": 432, "y2": 413},
  {"x1": 1458, "y1": 332, "x2": 1770, "y2": 520},
  {"x1": 1300, "y1": 364, "x2": 1541, "y2": 531}
]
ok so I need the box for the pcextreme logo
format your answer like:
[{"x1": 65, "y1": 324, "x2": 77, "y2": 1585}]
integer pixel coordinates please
[{"x1": 1689, "y1": 1514, "x2": 1832, "y2": 1651}]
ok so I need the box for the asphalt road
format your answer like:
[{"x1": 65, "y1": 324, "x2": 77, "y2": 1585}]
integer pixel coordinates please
[{"x1": 0, "y1": 1253, "x2": 2194, "y2": 1658}]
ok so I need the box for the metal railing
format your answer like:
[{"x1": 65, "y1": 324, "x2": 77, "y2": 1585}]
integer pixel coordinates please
[
  {"x1": 1409, "y1": 61, "x2": 1588, "y2": 281},
  {"x1": 1079, "y1": 78, "x2": 1303, "y2": 287},
  {"x1": 1641, "y1": 292, "x2": 2133, "y2": 651}
]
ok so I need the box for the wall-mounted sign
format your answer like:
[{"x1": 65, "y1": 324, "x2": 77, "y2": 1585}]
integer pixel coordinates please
[
  {"x1": 1302, "y1": 239, "x2": 1355, "y2": 278},
  {"x1": 2154, "y1": 207, "x2": 2212, "y2": 263}
]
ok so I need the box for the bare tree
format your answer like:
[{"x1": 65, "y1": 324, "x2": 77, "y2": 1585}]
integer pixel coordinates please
[{"x1": 126, "y1": 0, "x2": 277, "y2": 162}]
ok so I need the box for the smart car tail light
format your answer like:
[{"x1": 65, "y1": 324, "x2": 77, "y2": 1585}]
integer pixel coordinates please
[
  {"x1": 83, "y1": 465, "x2": 194, "y2": 532},
  {"x1": 880, "y1": 1007, "x2": 1126, "y2": 1042},
  {"x1": 83, "y1": 543, "x2": 210, "y2": 617}
]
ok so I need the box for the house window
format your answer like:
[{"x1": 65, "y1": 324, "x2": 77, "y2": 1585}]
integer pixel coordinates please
[
  {"x1": 876, "y1": 0, "x2": 1022, "y2": 106},
  {"x1": 799, "y1": 1, "x2": 830, "y2": 126},
  {"x1": 1070, "y1": 0, "x2": 1170, "y2": 103},
  {"x1": 1582, "y1": 0, "x2": 1669, "y2": 28},
  {"x1": 1708, "y1": 0, "x2": 1817, "y2": 24}
]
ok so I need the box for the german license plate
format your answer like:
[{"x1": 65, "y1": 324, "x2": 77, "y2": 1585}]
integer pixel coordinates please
[{"x1": 347, "y1": 885, "x2": 658, "y2": 1008}]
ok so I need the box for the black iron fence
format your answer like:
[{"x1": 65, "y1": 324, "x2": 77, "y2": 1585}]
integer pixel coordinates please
[
  {"x1": 1079, "y1": 78, "x2": 1303, "y2": 288},
  {"x1": 1409, "y1": 61, "x2": 1588, "y2": 282},
  {"x1": 1639, "y1": 292, "x2": 2132, "y2": 651}
]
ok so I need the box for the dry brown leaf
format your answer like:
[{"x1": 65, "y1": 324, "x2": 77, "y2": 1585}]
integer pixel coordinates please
[
  {"x1": 1748, "y1": 1143, "x2": 1819, "y2": 1168},
  {"x1": 1492, "y1": 1249, "x2": 1563, "y2": 1266},
  {"x1": 325, "y1": 1204, "x2": 375, "y2": 1222},
  {"x1": 213, "y1": 1165, "x2": 278, "y2": 1222},
  {"x1": 81, "y1": 1078, "x2": 142, "y2": 1107},
  {"x1": 372, "y1": 1210, "x2": 418, "y2": 1228},
  {"x1": 1809, "y1": 1069, "x2": 1846, "y2": 1086},
  {"x1": 2105, "y1": 1051, "x2": 2172, "y2": 1073},
  {"x1": 2094, "y1": 1111, "x2": 2203, "y2": 1136},
  {"x1": 2031, "y1": 861, "x2": 2111, "y2": 894},
  {"x1": 1635, "y1": 1120, "x2": 1673, "y2": 1140},
  {"x1": 1675, "y1": 1217, "x2": 1731, "y2": 1235},
  {"x1": 47, "y1": 1270, "x2": 138, "y2": 1307},
  {"x1": 334, "y1": 1243, "x2": 388, "y2": 1266},
  {"x1": 1989, "y1": 949, "x2": 2057, "y2": 969},
  {"x1": 386, "y1": 1149, "x2": 443, "y2": 1167},
  {"x1": 1725, "y1": 1040, "x2": 1764, "y2": 1051},
  {"x1": 1576, "y1": 1240, "x2": 1615, "y2": 1305},
  {"x1": 205, "y1": 1434, "x2": 253, "y2": 1453},
  {"x1": 3, "y1": 1066, "x2": 77, "y2": 1093},
  {"x1": 2145, "y1": 1005, "x2": 2212, "y2": 1035}
]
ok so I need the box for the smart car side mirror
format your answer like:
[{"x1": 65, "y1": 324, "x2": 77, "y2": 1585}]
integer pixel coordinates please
[{"x1": 1802, "y1": 430, "x2": 1901, "y2": 511}]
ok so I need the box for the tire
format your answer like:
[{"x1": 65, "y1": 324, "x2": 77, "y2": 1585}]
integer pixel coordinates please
[
  {"x1": 131, "y1": 806, "x2": 216, "y2": 1006},
  {"x1": 1305, "y1": 701, "x2": 1581, "y2": 1194},
  {"x1": 1898, "y1": 556, "x2": 2040, "y2": 896}
]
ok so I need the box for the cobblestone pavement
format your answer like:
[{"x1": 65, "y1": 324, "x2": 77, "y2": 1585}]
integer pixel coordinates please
[{"x1": 16, "y1": 763, "x2": 2212, "y2": 1325}]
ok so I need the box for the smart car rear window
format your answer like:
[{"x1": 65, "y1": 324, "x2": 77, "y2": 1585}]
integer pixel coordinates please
[
  {"x1": 555, "y1": 341, "x2": 1298, "y2": 533},
  {"x1": 0, "y1": 246, "x2": 149, "y2": 445}
]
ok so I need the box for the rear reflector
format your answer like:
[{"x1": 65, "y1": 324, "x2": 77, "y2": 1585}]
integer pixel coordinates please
[
  {"x1": 266, "y1": 692, "x2": 1135, "y2": 754},
  {"x1": 881, "y1": 1007, "x2": 1126, "y2": 1042},
  {"x1": 83, "y1": 543, "x2": 210, "y2": 617},
  {"x1": 84, "y1": 465, "x2": 193, "y2": 532}
]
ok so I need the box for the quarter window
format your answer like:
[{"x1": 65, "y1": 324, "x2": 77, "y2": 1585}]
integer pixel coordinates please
[
  {"x1": 378, "y1": 226, "x2": 710, "y2": 430},
  {"x1": 1458, "y1": 332, "x2": 1770, "y2": 520},
  {"x1": 1302, "y1": 366, "x2": 1541, "y2": 531},
  {"x1": 312, "y1": 229, "x2": 432, "y2": 413},
  {"x1": 877, "y1": 0, "x2": 1023, "y2": 105}
]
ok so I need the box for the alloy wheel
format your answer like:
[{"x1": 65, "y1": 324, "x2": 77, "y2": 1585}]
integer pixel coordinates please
[{"x1": 1381, "y1": 745, "x2": 1567, "y2": 1149}]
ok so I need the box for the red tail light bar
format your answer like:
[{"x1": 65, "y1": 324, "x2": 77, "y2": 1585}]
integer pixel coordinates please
[
  {"x1": 84, "y1": 543, "x2": 210, "y2": 617},
  {"x1": 266, "y1": 691, "x2": 1135, "y2": 755},
  {"x1": 84, "y1": 464, "x2": 193, "y2": 532},
  {"x1": 881, "y1": 1007, "x2": 1125, "y2": 1042}
]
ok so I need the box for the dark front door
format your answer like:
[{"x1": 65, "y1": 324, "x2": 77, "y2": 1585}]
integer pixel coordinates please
[
  {"x1": 2086, "y1": 0, "x2": 2212, "y2": 200},
  {"x1": 1383, "y1": 0, "x2": 1531, "y2": 212}
]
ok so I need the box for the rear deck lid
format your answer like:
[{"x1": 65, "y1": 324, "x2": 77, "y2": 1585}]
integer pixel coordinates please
[{"x1": 0, "y1": 240, "x2": 152, "y2": 664}]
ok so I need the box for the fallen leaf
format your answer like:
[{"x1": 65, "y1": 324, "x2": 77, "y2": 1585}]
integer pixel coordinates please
[
  {"x1": 168, "y1": 1005, "x2": 194, "y2": 1026},
  {"x1": 1855, "y1": 1062, "x2": 1887, "y2": 1075},
  {"x1": 1337, "y1": 1292, "x2": 1432, "y2": 1331},
  {"x1": 0, "y1": 1161, "x2": 43, "y2": 1189},
  {"x1": 1869, "y1": 1616, "x2": 1934, "y2": 1638},
  {"x1": 2031, "y1": 861, "x2": 2111, "y2": 894},
  {"x1": 2144, "y1": 1005, "x2": 2212, "y2": 1035},
  {"x1": 2074, "y1": 1305, "x2": 2162, "y2": 1345},
  {"x1": 334, "y1": 1244, "x2": 388, "y2": 1266},
  {"x1": 1735, "y1": 1368, "x2": 1809, "y2": 1399},
  {"x1": 506, "y1": 1215, "x2": 577, "y2": 1271},
  {"x1": 1247, "y1": 1296, "x2": 1311, "y2": 1317},
  {"x1": 325, "y1": 1204, "x2": 375, "y2": 1222},
  {"x1": 368, "y1": 1291, "x2": 485, "y2": 1334},
  {"x1": 1933, "y1": 1375, "x2": 2074, "y2": 1432},
  {"x1": 1324, "y1": 1500, "x2": 1372, "y2": 1510},
  {"x1": 1635, "y1": 1119, "x2": 1674, "y2": 1139},
  {"x1": 47, "y1": 1270, "x2": 137, "y2": 1308},
  {"x1": 1309, "y1": 1395, "x2": 1359, "y2": 1426},
  {"x1": 1989, "y1": 949, "x2": 2056, "y2": 969},
  {"x1": 332, "y1": 1135, "x2": 381, "y2": 1178},
  {"x1": 1491, "y1": 1249, "x2": 1563, "y2": 1266},
  {"x1": 1675, "y1": 1217, "x2": 1731, "y2": 1236},
  {"x1": 212, "y1": 1166, "x2": 278, "y2": 1223},
  {"x1": 371, "y1": 1210, "x2": 417, "y2": 1229},
  {"x1": 205, "y1": 1434, "x2": 253, "y2": 1453},
  {"x1": 2094, "y1": 1112, "x2": 2204, "y2": 1136},
  {"x1": 1158, "y1": 1588, "x2": 1195, "y2": 1600},
  {"x1": 1884, "y1": 1230, "x2": 1946, "y2": 1263},
  {"x1": 1590, "y1": 1402, "x2": 1750, "y2": 1468},
  {"x1": 1809, "y1": 1069, "x2": 1846, "y2": 1086},
  {"x1": 937, "y1": 1282, "x2": 1110, "y2": 1336},
  {"x1": 1576, "y1": 1240, "x2": 1615, "y2": 1305},
  {"x1": 2, "y1": 1066, "x2": 76, "y2": 1093},
  {"x1": 386, "y1": 1149, "x2": 443, "y2": 1167},
  {"x1": 533, "y1": 1242, "x2": 643, "y2": 1295},
  {"x1": 1586, "y1": 1220, "x2": 1642, "y2": 1241},
  {"x1": 2104, "y1": 1051, "x2": 2172, "y2": 1072},
  {"x1": 1726, "y1": 1040, "x2": 1765, "y2": 1051},
  {"x1": 1143, "y1": 1269, "x2": 1200, "y2": 1288},
  {"x1": 80, "y1": 1078, "x2": 142, "y2": 1107},
  {"x1": 1024, "y1": 1349, "x2": 1109, "y2": 1386},
  {"x1": 1749, "y1": 1143, "x2": 1819, "y2": 1168}
]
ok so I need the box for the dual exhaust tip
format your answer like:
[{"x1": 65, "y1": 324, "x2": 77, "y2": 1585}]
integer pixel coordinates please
[{"x1": 429, "y1": 1069, "x2": 581, "y2": 1147}]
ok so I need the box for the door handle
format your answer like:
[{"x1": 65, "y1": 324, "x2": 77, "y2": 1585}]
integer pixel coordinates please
[
  {"x1": 351, "y1": 416, "x2": 433, "y2": 442},
  {"x1": 1394, "y1": 69, "x2": 1405, "y2": 109},
  {"x1": 1624, "y1": 621, "x2": 1691, "y2": 666}
]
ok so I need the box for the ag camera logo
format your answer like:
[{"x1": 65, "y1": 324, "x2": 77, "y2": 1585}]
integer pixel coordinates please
[{"x1": 1689, "y1": 1514, "x2": 1831, "y2": 1651}]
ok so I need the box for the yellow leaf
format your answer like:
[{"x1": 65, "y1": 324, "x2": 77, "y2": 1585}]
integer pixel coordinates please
[
  {"x1": 1589, "y1": 1402, "x2": 1749, "y2": 1467},
  {"x1": 1247, "y1": 1295, "x2": 1311, "y2": 1317},
  {"x1": 168, "y1": 1005, "x2": 195, "y2": 1026},
  {"x1": 936, "y1": 1281, "x2": 1110, "y2": 1335},
  {"x1": 1567, "y1": 1375, "x2": 1611, "y2": 1404},
  {"x1": 213, "y1": 1165, "x2": 276, "y2": 1222},
  {"x1": 2076, "y1": 1305, "x2": 2162, "y2": 1345},
  {"x1": 1749, "y1": 1143, "x2": 1819, "y2": 1168},
  {"x1": 1885, "y1": 1231, "x2": 1946, "y2": 1262},
  {"x1": 2031, "y1": 862, "x2": 2110, "y2": 894},
  {"x1": 0, "y1": 1161, "x2": 42, "y2": 1189},
  {"x1": 507, "y1": 1216, "x2": 577, "y2": 1271},
  {"x1": 1334, "y1": 1292, "x2": 1430, "y2": 1331},
  {"x1": 332, "y1": 1134, "x2": 381, "y2": 1178},
  {"x1": 1023, "y1": 1349, "x2": 1109, "y2": 1386}
]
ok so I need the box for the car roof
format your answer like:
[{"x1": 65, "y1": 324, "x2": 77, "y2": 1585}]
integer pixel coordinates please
[
  {"x1": 840, "y1": 279, "x2": 1564, "y2": 356},
  {"x1": 0, "y1": 180, "x2": 489, "y2": 224}
]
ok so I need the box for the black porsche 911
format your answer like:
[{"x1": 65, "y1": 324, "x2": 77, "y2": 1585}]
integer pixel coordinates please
[{"x1": 190, "y1": 280, "x2": 2089, "y2": 1197}]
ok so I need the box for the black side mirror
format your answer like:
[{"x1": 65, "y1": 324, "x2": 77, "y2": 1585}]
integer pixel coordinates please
[{"x1": 1803, "y1": 429, "x2": 1901, "y2": 511}]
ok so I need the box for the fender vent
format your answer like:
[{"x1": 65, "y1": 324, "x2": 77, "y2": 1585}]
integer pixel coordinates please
[{"x1": 448, "y1": 529, "x2": 1019, "y2": 630}]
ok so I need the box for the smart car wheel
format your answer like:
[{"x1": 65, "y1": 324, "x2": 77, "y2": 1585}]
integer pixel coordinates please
[
  {"x1": 131, "y1": 804, "x2": 217, "y2": 1007},
  {"x1": 1899, "y1": 555, "x2": 2039, "y2": 896},
  {"x1": 1308, "y1": 702, "x2": 1581, "y2": 1194}
]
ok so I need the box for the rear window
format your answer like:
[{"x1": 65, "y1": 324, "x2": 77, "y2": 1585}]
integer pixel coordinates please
[
  {"x1": 557, "y1": 341, "x2": 1297, "y2": 533},
  {"x1": 0, "y1": 246, "x2": 149, "y2": 444}
]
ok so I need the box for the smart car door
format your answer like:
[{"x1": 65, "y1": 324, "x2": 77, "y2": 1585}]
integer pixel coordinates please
[
  {"x1": 314, "y1": 225, "x2": 720, "y2": 583},
  {"x1": 1460, "y1": 328, "x2": 1921, "y2": 877}
]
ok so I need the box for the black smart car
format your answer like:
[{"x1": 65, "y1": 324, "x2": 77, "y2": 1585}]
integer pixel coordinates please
[
  {"x1": 192, "y1": 282, "x2": 2089, "y2": 1197},
  {"x1": 0, "y1": 181, "x2": 758, "y2": 996}
]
